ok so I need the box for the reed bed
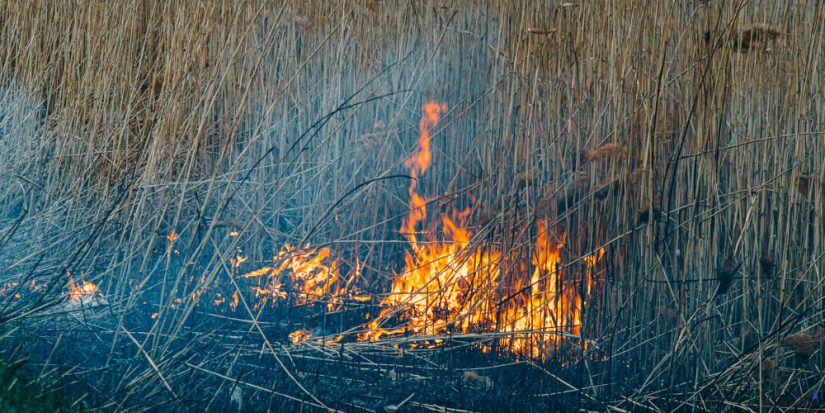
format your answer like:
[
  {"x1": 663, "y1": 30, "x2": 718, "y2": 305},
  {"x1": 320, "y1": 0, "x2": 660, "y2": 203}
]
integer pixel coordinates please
[{"x1": 0, "y1": 0, "x2": 823, "y2": 411}]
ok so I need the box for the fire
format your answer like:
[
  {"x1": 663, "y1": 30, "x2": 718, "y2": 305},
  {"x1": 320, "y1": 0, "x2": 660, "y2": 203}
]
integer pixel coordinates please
[
  {"x1": 0, "y1": 100, "x2": 600, "y2": 363},
  {"x1": 358, "y1": 211, "x2": 596, "y2": 359},
  {"x1": 289, "y1": 329, "x2": 310, "y2": 344},
  {"x1": 404, "y1": 101, "x2": 446, "y2": 175},
  {"x1": 202, "y1": 101, "x2": 604, "y2": 361},
  {"x1": 231, "y1": 255, "x2": 248, "y2": 268},
  {"x1": 402, "y1": 102, "x2": 447, "y2": 248},
  {"x1": 355, "y1": 101, "x2": 604, "y2": 359},
  {"x1": 361, "y1": 212, "x2": 498, "y2": 340},
  {"x1": 67, "y1": 271, "x2": 99, "y2": 302},
  {"x1": 502, "y1": 225, "x2": 588, "y2": 357},
  {"x1": 238, "y1": 244, "x2": 366, "y2": 312}
]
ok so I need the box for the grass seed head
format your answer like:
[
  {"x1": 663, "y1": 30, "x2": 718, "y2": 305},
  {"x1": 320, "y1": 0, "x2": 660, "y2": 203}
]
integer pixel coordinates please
[
  {"x1": 637, "y1": 200, "x2": 659, "y2": 223},
  {"x1": 461, "y1": 371, "x2": 493, "y2": 389},
  {"x1": 782, "y1": 328, "x2": 822, "y2": 362},
  {"x1": 716, "y1": 258, "x2": 738, "y2": 296},
  {"x1": 759, "y1": 251, "x2": 776, "y2": 277},
  {"x1": 516, "y1": 166, "x2": 540, "y2": 189},
  {"x1": 796, "y1": 174, "x2": 811, "y2": 198},
  {"x1": 705, "y1": 24, "x2": 784, "y2": 53},
  {"x1": 761, "y1": 357, "x2": 774, "y2": 377},
  {"x1": 585, "y1": 143, "x2": 626, "y2": 162},
  {"x1": 356, "y1": 121, "x2": 388, "y2": 156}
]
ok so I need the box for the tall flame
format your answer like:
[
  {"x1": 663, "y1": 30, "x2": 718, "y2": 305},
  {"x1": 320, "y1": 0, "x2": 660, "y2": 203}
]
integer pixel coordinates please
[
  {"x1": 405, "y1": 101, "x2": 446, "y2": 175},
  {"x1": 401, "y1": 102, "x2": 447, "y2": 248}
]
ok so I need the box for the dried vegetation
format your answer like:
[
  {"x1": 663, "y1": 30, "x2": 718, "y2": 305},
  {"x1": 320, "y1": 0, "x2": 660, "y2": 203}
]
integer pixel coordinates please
[{"x1": 0, "y1": 0, "x2": 823, "y2": 412}]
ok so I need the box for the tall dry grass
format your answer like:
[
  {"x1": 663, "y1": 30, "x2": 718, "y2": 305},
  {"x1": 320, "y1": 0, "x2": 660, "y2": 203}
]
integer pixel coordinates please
[{"x1": 0, "y1": 0, "x2": 823, "y2": 411}]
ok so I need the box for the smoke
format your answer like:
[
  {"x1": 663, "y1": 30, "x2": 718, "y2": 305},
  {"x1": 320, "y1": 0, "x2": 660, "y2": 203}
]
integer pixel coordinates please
[{"x1": 0, "y1": 83, "x2": 43, "y2": 218}]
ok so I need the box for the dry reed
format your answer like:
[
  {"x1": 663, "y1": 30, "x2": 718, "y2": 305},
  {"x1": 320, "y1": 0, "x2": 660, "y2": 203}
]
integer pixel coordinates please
[{"x1": 0, "y1": 0, "x2": 822, "y2": 411}]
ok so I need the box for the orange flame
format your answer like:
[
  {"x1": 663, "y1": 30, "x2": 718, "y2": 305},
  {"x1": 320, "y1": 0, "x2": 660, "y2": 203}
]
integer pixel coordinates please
[
  {"x1": 404, "y1": 101, "x2": 446, "y2": 175},
  {"x1": 68, "y1": 280, "x2": 98, "y2": 301},
  {"x1": 238, "y1": 244, "x2": 367, "y2": 312},
  {"x1": 289, "y1": 329, "x2": 310, "y2": 344},
  {"x1": 401, "y1": 102, "x2": 447, "y2": 248},
  {"x1": 360, "y1": 213, "x2": 601, "y2": 359},
  {"x1": 231, "y1": 255, "x2": 248, "y2": 268}
]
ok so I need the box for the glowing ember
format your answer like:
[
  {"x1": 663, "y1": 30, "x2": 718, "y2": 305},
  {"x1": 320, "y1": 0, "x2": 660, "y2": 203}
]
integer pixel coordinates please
[
  {"x1": 231, "y1": 255, "x2": 248, "y2": 268},
  {"x1": 240, "y1": 268, "x2": 272, "y2": 278},
  {"x1": 289, "y1": 329, "x2": 310, "y2": 344},
  {"x1": 69, "y1": 280, "x2": 99, "y2": 302}
]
